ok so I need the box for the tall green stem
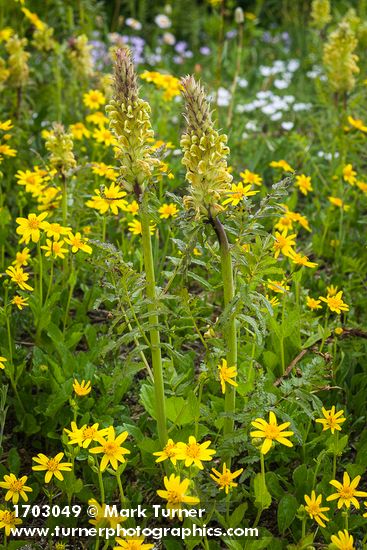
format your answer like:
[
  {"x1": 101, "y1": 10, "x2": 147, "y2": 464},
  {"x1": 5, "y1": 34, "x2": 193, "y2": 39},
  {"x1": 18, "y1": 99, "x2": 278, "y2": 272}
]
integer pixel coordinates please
[
  {"x1": 213, "y1": 217, "x2": 237, "y2": 455},
  {"x1": 140, "y1": 193, "x2": 168, "y2": 447}
]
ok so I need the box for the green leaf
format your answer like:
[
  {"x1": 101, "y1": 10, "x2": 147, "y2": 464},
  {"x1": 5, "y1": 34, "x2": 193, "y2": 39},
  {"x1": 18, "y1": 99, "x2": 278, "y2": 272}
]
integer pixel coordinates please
[
  {"x1": 254, "y1": 473, "x2": 272, "y2": 510},
  {"x1": 140, "y1": 384, "x2": 156, "y2": 419},
  {"x1": 165, "y1": 396, "x2": 195, "y2": 426},
  {"x1": 8, "y1": 448, "x2": 21, "y2": 475},
  {"x1": 277, "y1": 494, "x2": 298, "y2": 534},
  {"x1": 229, "y1": 502, "x2": 248, "y2": 528}
]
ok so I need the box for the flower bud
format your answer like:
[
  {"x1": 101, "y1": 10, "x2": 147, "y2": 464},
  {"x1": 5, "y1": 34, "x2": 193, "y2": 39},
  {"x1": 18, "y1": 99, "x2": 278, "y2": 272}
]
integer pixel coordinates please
[{"x1": 235, "y1": 7, "x2": 244, "y2": 24}]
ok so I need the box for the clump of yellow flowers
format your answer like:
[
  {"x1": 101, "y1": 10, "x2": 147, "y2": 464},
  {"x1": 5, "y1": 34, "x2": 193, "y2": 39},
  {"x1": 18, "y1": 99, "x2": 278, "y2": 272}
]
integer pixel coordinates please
[
  {"x1": 310, "y1": 0, "x2": 331, "y2": 29},
  {"x1": 106, "y1": 48, "x2": 160, "y2": 197},
  {"x1": 323, "y1": 21, "x2": 359, "y2": 95},
  {"x1": 180, "y1": 75, "x2": 232, "y2": 220}
]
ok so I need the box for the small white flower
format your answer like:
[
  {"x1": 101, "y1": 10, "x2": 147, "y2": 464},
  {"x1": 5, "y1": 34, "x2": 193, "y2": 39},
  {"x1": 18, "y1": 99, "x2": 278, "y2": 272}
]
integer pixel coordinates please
[
  {"x1": 293, "y1": 102, "x2": 312, "y2": 112},
  {"x1": 283, "y1": 95, "x2": 295, "y2": 103},
  {"x1": 245, "y1": 121, "x2": 258, "y2": 131},
  {"x1": 126, "y1": 18, "x2": 142, "y2": 30},
  {"x1": 281, "y1": 121, "x2": 294, "y2": 130},
  {"x1": 216, "y1": 87, "x2": 231, "y2": 107},
  {"x1": 238, "y1": 77, "x2": 248, "y2": 88},
  {"x1": 163, "y1": 32, "x2": 175, "y2": 45},
  {"x1": 287, "y1": 59, "x2": 300, "y2": 72},
  {"x1": 261, "y1": 104, "x2": 278, "y2": 115},
  {"x1": 274, "y1": 79, "x2": 289, "y2": 90},
  {"x1": 270, "y1": 112, "x2": 282, "y2": 121},
  {"x1": 256, "y1": 90, "x2": 273, "y2": 99},
  {"x1": 253, "y1": 98, "x2": 267, "y2": 108},
  {"x1": 260, "y1": 66, "x2": 273, "y2": 77},
  {"x1": 155, "y1": 14, "x2": 171, "y2": 29}
]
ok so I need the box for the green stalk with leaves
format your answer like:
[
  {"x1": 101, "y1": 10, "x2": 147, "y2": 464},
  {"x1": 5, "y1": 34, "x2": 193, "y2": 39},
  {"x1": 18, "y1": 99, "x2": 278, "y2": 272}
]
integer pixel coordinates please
[
  {"x1": 106, "y1": 48, "x2": 167, "y2": 447},
  {"x1": 180, "y1": 76, "x2": 237, "y2": 446}
]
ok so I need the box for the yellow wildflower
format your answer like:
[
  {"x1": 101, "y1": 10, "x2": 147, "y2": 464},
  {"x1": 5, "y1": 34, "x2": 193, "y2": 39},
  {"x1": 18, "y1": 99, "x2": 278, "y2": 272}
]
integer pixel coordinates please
[
  {"x1": 86, "y1": 183, "x2": 127, "y2": 215},
  {"x1": 330, "y1": 530, "x2": 355, "y2": 550},
  {"x1": 315, "y1": 406, "x2": 346, "y2": 434},
  {"x1": 343, "y1": 163, "x2": 357, "y2": 185},
  {"x1": 89, "y1": 426, "x2": 130, "y2": 471},
  {"x1": 250, "y1": 411, "x2": 294, "y2": 454},
  {"x1": 269, "y1": 160, "x2": 294, "y2": 172},
  {"x1": 0, "y1": 357, "x2": 7, "y2": 369},
  {"x1": 93, "y1": 127, "x2": 115, "y2": 146},
  {"x1": 12, "y1": 247, "x2": 31, "y2": 267},
  {"x1": 128, "y1": 220, "x2": 155, "y2": 236},
  {"x1": 16, "y1": 212, "x2": 48, "y2": 243},
  {"x1": 0, "y1": 510, "x2": 22, "y2": 536},
  {"x1": 273, "y1": 229, "x2": 297, "y2": 258},
  {"x1": 328, "y1": 196, "x2": 350, "y2": 211},
  {"x1": 65, "y1": 232, "x2": 92, "y2": 254},
  {"x1": 240, "y1": 169, "x2": 262, "y2": 186},
  {"x1": 83, "y1": 89, "x2": 105, "y2": 110},
  {"x1": 267, "y1": 279, "x2": 289, "y2": 294},
  {"x1": 70, "y1": 122, "x2": 90, "y2": 140},
  {"x1": 41, "y1": 239, "x2": 68, "y2": 259},
  {"x1": 223, "y1": 182, "x2": 259, "y2": 206},
  {"x1": 175, "y1": 436, "x2": 215, "y2": 469},
  {"x1": 114, "y1": 538, "x2": 154, "y2": 550},
  {"x1": 304, "y1": 491, "x2": 330, "y2": 527},
  {"x1": 327, "y1": 472, "x2": 367, "y2": 509},
  {"x1": 32, "y1": 453, "x2": 72, "y2": 483},
  {"x1": 217, "y1": 358, "x2": 238, "y2": 394},
  {"x1": 306, "y1": 296, "x2": 322, "y2": 310},
  {"x1": 65, "y1": 422, "x2": 108, "y2": 448},
  {"x1": 347, "y1": 115, "x2": 367, "y2": 132},
  {"x1": 11, "y1": 295, "x2": 29, "y2": 310},
  {"x1": 73, "y1": 379, "x2": 91, "y2": 396},
  {"x1": 210, "y1": 463, "x2": 243, "y2": 494},
  {"x1": 319, "y1": 291, "x2": 349, "y2": 314},
  {"x1": 153, "y1": 439, "x2": 178, "y2": 466},
  {"x1": 91, "y1": 162, "x2": 117, "y2": 181},
  {"x1": 289, "y1": 251, "x2": 318, "y2": 268},
  {"x1": 0, "y1": 473, "x2": 32, "y2": 504},
  {"x1": 295, "y1": 174, "x2": 313, "y2": 195},
  {"x1": 158, "y1": 203, "x2": 178, "y2": 219},
  {"x1": 5, "y1": 266, "x2": 33, "y2": 291},
  {"x1": 157, "y1": 474, "x2": 200, "y2": 515}
]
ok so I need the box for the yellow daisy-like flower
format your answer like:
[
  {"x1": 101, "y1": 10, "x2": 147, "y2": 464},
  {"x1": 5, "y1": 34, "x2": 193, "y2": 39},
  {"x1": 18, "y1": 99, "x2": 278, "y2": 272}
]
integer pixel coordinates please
[
  {"x1": 128, "y1": 220, "x2": 156, "y2": 236},
  {"x1": 73, "y1": 379, "x2": 91, "y2": 396},
  {"x1": 12, "y1": 247, "x2": 31, "y2": 267},
  {"x1": 5, "y1": 266, "x2": 33, "y2": 291},
  {"x1": 0, "y1": 473, "x2": 32, "y2": 504},
  {"x1": 158, "y1": 203, "x2": 178, "y2": 219},
  {"x1": 0, "y1": 510, "x2": 22, "y2": 536},
  {"x1": 240, "y1": 169, "x2": 262, "y2": 186},
  {"x1": 91, "y1": 162, "x2": 117, "y2": 181},
  {"x1": 86, "y1": 111, "x2": 109, "y2": 127},
  {"x1": 315, "y1": 406, "x2": 346, "y2": 434},
  {"x1": 89, "y1": 426, "x2": 130, "y2": 471},
  {"x1": 250, "y1": 411, "x2": 294, "y2": 455},
  {"x1": 114, "y1": 538, "x2": 154, "y2": 550},
  {"x1": 0, "y1": 144, "x2": 17, "y2": 157},
  {"x1": 16, "y1": 212, "x2": 48, "y2": 243},
  {"x1": 363, "y1": 501, "x2": 367, "y2": 518},
  {"x1": 65, "y1": 422, "x2": 108, "y2": 448},
  {"x1": 88, "y1": 498, "x2": 126, "y2": 529},
  {"x1": 83, "y1": 89, "x2": 106, "y2": 110},
  {"x1": 0, "y1": 120, "x2": 13, "y2": 131},
  {"x1": 304, "y1": 490, "x2": 330, "y2": 527},
  {"x1": 42, "y1": 222, "x2": 71, "y2": 241},
  {"x1": 342, "y1": 163, "x2": 357, "y2": 185},
  {"x1": 69, "y1": 122, "x2": 90, "y2": 140},
  {"x1": 157, "y1": 474, "x2": 200, "y2": 515},
  {"x1": 125, "y1": 201, "x2": 139, "y2": 215},
  {"x1": 217, "y1": 358, "x2": 238, "y2": 394},
  {"x1": 65, "y1": 232, "x2": 92, "y2": 254},
  {"x1": 295, "y1": 174, "x2": 313, "y2": 195},
  {"x1": 267, "y1": 279, "x2": 289, "y2": 294},
  {"x1": 319, "y1": 291, "x2": 349, "y2": 314},
  {"x1": 222, "y1": 182, "x2": 259, "y2": 206},
  {"x1": 269, "y1": 159, "x2": 294, "y2": 172},
  {"x1": 0, "y1": 356, "x2": 7, "y2": 369},
  {"x1": 175, "y1": 436, "x2": 216, "y2": 469},
  {"x1": 11, "y1": 295, "x2": 29, "y2": 310},
  {"x1": 153, "y1": 439, "x2": 178, "y2": 465},
  {"x1": 86, "y1": 183, "x2": 127, "y2": 215},
  {"x1": 273, "y1": 229, "x2": 297, "y2": 259},
  {"x1": 32, "y1": 453, "x2": 72, "y2": 483},
  {"x1": 347, "y1": 115, "x2": 367, "y2": 133},
  {"x1": 289, "y1": 251, "x2": 318, "y2": 268},
  {"x1": 326, "y1": 472, "x2": 367, "y2": 509},
  {"x1": 306, "y1": 296, "x2": 322, "y2": 310},
  {"x1": 329, "y1": 196, "x2": 350, "y2": 211},
  {"x1": 41, "y1": 239, "x2": 68, "y2": 259},
  {"x1": 330, "y1": 530, "x2": 355, "y2": 550},
  {"x1": 210, "y1": 463, "x2": 243, "y2": 494},
  {"x1": 93, "y1": 127, "x2": 115, "y2": 147}
]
